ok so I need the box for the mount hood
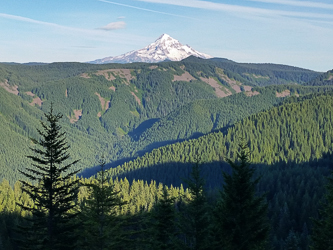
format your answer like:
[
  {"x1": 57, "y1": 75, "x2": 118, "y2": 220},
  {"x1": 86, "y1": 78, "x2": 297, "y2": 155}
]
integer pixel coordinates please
[{"x1": 90, "y1": 34, "x2": 212, "y2": 64}]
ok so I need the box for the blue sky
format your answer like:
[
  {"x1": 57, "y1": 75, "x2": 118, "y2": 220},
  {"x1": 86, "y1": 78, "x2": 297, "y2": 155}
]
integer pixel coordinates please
[{"x1": 1, "y1": 0, "x2": 333, "y2": 71}]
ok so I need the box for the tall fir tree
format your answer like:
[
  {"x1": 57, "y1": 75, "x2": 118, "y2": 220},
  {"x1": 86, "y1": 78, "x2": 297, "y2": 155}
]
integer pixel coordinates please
[
  {"x1": 179, "y1": 162, "x2": 211, "y2": 250},
  {"x1": 311, "y1": 173, "x2": 333, "y2": 250},
  {"x1": 213, "y1": 141, "x2": 269, "y2": 250},
  {"x1": 150, "y1": 187, "x2": 178, "y2": 250},
  {"x1": 17, "y1": 105, "x2": 80, "y2": 250},
  {"x1": 285, "y1": 230, "x2": 300, "y2": 250},
  {"x1": 79, "y1": 158, "x2": 126, "y2": 250}
]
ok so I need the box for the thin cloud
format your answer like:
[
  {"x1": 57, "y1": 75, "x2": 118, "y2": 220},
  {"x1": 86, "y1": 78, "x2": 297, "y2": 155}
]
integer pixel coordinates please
[
  {"x1": 98, "y1": 0, "x2": 198, "y2": 20},
  {"x1": 0, "y1": 13, "x2": 64, "y2": 28},
  {"x1": 132, "y1": 0, "x2": 333, "y2": 20},
  {"x1": 0, "y1": 12, "x2": 152, "y2": 47},
  {"x1": 98, "y1": 21, "x2": 126, "y2": 30},
  {"x1": 247, "y1": 0, "x2": 333, "y2": 10},
  {"x1": 117, "y1": 16, "x2": 126, "y2": 19},
  {"x1": 0, "y1": 13, "x2": 113, "y2": 36}
]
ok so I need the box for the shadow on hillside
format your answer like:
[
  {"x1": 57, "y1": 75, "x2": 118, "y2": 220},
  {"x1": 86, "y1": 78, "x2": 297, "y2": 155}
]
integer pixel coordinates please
[
  {"x1": 108, "y1": 151, "x2": 333, "y2": 191},
  {"x1": 78, "y1": 156, "x2": 135, "y2": 178},
  {"x1": 78, "y1": 123, "x2": 233, "y2": 179},
  {"x1": 111, "y1": 160, "x2": 230, "y2": 189},
  {"x1": 128, "y1": 118, "x2": 160, "y2": 141},
  {"x1": 134, "y1": 124, "x2": 232, "y2": 157}
]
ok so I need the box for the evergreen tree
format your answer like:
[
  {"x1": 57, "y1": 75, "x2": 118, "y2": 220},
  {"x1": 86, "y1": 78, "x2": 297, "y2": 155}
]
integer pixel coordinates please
[
  {"x1": 17, "y1": 105, "x2": 80, "y2": 250},
  {"x1": 285, "y1": 230, "x2": 300, "y2": 250},
  {"x1": 79, "y1": 158, "x2": 126, "y2": 250},
  {"x1": 179, "y1": 162, "x2": 211, "y2": 250},
  {"x1": 213, "y1": 141, "x2": 269, "y2": 250},
  {"x1": 150, "y1": 187, "x2": 178, "y2": 250},
  {"x1": 311, "y1": 173, "x2": 333, "y2": 250}
]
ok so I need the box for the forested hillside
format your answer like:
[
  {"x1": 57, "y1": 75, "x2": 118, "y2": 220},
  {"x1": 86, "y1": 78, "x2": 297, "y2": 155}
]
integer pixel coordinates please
[
  {"x1": 106, "y1": 91, "x2": 333, "y2": 182},
  {"x1": 102, "y1": 91, "x2": 333, "y2": 249},
  {"x1": 1, "y1": 91, "x2": 333, "y2": 249},
  {"x1": 0, "y1": 59, "x2": 325, "y2": 184},
  {"x1": 132, "y1": 84, "x2": 333, "y2": 151},
  {"x1": 304, "y1": 69, "x2": 333, "y2": 86}
]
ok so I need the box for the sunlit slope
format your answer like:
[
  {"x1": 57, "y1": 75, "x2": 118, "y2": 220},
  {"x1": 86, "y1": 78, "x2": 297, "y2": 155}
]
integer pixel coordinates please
[
  {"x1": 106, "y1": 92, "x2": 333, "y2": 186},
  {"x1": 0, "y1": 60, "x2": 325, "y2": 183}
]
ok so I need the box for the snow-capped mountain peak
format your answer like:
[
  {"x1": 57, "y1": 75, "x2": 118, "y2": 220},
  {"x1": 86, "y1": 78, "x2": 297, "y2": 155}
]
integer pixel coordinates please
[
  {"x1": 157, "y1": 33, "x2": 173, "y2": 42},
  {"x1": 90, "y1": 34, "x2": 212, "y2": 64}
]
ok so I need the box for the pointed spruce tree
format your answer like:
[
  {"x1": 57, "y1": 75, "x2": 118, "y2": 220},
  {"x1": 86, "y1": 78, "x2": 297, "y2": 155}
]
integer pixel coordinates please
[
  {"x1": 310, "y1": 173, "x2": 333, "y2": 250},
  {"x1": 150, "y1": 187, "x2": 178, "y2": 250},
  {"x1": 17, "y1": 105, "x2": 80, "y2": 250},
  {"x1": 79, "y1": 158, "x2": 127, "y2": 250},
  {"x1": 179, "y1": 162, "x2": 211, "y2": 250},
  {"x1": 213, "y1": 141, "x2": 269, "y2": 250}
]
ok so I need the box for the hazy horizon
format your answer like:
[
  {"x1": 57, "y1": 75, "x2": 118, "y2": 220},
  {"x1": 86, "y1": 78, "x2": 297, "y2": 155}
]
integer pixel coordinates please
[{"x1": 1, "y1": 0, "x2": 333, "y2": 72}]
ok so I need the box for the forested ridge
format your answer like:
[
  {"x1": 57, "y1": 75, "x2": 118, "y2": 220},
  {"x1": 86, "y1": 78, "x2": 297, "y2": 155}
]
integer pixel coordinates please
[
  {"x1": 107, "y1": 91, "x2": 333, "y2": 183},
  {"x1": 0, "y1": 59, "x2": 326, "y2": 184},
  {"x1": 303, "y1": 69, "x2": 333, "y2": 86},
  {"x1": 1, "y1": 89, "x2": 333, "y2": 248},
  {"x1": 1, "y1": 60, "x2": 333, "y2": 249},
  {"x1": 99, "y1": 91, "x2": 333, "y2": 249}
]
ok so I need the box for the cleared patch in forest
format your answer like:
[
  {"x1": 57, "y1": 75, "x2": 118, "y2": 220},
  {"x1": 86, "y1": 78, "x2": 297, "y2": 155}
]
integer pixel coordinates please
[
  {"x1": 244, "y1": 86, "x2": 260, "y2": 96},
  {"x1": 216, "y1": 68, "x2": 242, "y2": 93},
  {"x1": 109, "y1": 86, "x2": 116, "y2": 92},
  {"x1": 30, "y1": 97, "x2": 43, "y2": 106},
  {"x1": 80, "y1": 73, "x2": 90, "y2": 79},
  {"x1": 131, "y1": 91, "x2": 141, "y2": 105},
  {"x1": 95, "y1": 69, "x2": 134, "y2": 84},
  {"x1": 200, "y1": 77, "x2": 232, "y2": 98},
  {"x1": 25, "y1": 91, "x2": 35, "y2": 97},
  {"x1": 173, "y1": 71, "x2": 196, "y2": 82},
  {"x1": 94, "y1": 70, "x2": 116, "y2": 81},
  {"x1": 95, "y1": 92, "x2": 110, "y2": 111},
  {"x1": 68, "y1": 109, "x2": 82, "y2": 123},
  {"x1": 276, "y1": 90, "x2": 290, "y2": 97},
  {"x1": 24, "y1": 91, "x2": 43, "y2": 106},
  {"x1": 243, "y1": 86, "x2": 252, "y2": 92},
  {"x1": 0, "y1": 80, "x2": 19, "y2": 95}
]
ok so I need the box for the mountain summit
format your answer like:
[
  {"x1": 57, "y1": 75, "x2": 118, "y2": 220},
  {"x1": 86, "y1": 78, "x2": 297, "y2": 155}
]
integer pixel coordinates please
[{"x1": 90, "y1": 34, "x2": 212, "y2": 64}]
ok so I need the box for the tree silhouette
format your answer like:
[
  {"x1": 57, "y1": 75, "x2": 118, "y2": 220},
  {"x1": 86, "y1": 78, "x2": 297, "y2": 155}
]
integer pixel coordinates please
[
  {"x1": 18, "y1": 105, "x2": 80, "y2": 250},
  {"x1": 179, "y1": 162, "x2": 211, "y2": 250},
  {"x1": 150, "y1": 187, "x2": 178, "y2": 250},
  {"x1": 79, "y1": 158, "x2": 126, "y2": 250},
  {"x1": 213, "y1": 141, "x2": 269, "y2": 250},
  {"x1": 311, "y1": 173, "x2": 333, "y2": 250}
]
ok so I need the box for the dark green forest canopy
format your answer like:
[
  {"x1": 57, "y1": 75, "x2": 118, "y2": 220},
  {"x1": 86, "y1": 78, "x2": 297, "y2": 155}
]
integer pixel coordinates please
[
  {"x1": 101, "y1": 90, "x2": 333, "y2": 249},
  {"x1": 0, "y1": 60, "x2": 328, "y2": 185},
  {"x1": 1, "y1": 80, "x2": 333, "y2": 249},
  {"x1": 105, "y1": 91, "x2": 333, "y2": 187},
  {"x1": 303, "y1": 69, "x2": 333, "y2": 86}
]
